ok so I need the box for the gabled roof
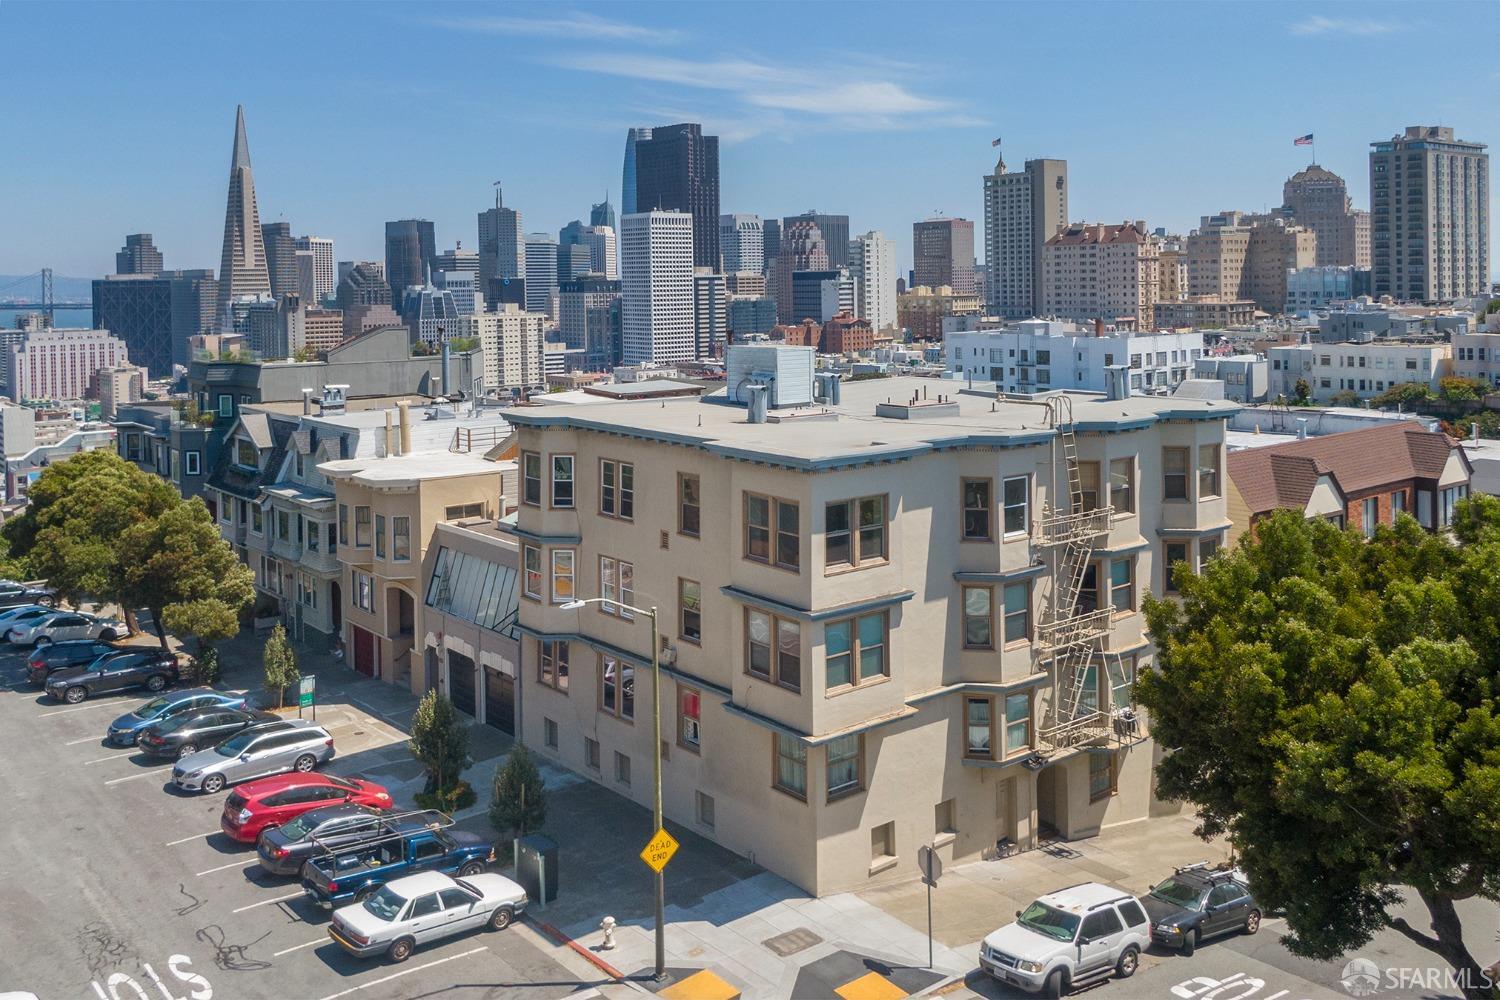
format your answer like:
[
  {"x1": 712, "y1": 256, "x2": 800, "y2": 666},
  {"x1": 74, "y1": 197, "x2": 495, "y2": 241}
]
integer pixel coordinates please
[{"x1": 1227, "y1": 423, "x2": 1464, "y2": 517}]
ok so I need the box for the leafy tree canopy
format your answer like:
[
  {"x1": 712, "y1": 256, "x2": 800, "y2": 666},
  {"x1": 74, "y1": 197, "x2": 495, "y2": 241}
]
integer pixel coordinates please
[
  {"x1": 490, "y1": 742, "x2": 547, "y2": 839},
  {"x1": 408, "y1": 690, "x2": 472, "y2": 795},
  {"x1": 118, "y1": 499, "x2": 254, "y2": 650},
  {"x1": 1141, "y1": 504, "x2": 1500, "y2": 995}
]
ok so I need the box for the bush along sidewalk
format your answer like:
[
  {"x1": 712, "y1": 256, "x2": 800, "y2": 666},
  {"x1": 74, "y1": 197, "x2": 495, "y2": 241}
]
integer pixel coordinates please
[{"x1": 409, "y1": 690, "x2": 476, "y2": 811}]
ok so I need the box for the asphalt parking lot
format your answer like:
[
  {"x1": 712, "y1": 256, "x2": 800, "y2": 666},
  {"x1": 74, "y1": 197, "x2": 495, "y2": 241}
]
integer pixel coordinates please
[{"x1": 0, "y1": 645, "x2": 596, "y2": 1000}]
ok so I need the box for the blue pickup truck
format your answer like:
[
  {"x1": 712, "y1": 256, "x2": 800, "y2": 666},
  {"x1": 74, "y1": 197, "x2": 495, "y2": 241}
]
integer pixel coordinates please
[{"x1": 300, "y1": 813, "x2": 497, "y2": 910}]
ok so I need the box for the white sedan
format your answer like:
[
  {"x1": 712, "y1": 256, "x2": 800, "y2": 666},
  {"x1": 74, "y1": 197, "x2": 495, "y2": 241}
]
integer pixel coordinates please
[
  {"x1": 8, "y1": 611, "x2": 125, "y2": 647},
  {"x1": 328, "y1": 870, "x2": 527, "y2": 962}
]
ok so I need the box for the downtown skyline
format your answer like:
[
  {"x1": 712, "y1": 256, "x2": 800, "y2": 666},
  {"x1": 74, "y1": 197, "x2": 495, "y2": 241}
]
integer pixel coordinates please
[{"x1": 3, "y1": 0, "x2": 1498, "y2": 280}]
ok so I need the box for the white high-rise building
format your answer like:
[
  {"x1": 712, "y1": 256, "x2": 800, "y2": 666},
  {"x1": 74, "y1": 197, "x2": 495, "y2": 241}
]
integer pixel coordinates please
[
  {"x1": 523, "y1": 233, "x2": 559, "y2": 317},
  {"x1": 848, "y1": 231, "x2": 897, "y2": 332},
  {"x1": 458, "y1": 303, "x2": 546, "y2": 390},
  {"x1": 983, "y1": 155, "x2": 1069, "y2": 319},
  {"x1": 719, "y1": 214, "x2": 764, "y2": 274},
  {"x1": 621, "y1": 211, "x2": 695, "y2": 364},
  {"x1": 9, "y1": 327, "x2": 131, "y2": 403},
  {"x1": 581, "y1": 225, "x2": 618, "y2": 279},
  {"x1": 294, "y1": 236, "x2": 336, "y2": 301}
]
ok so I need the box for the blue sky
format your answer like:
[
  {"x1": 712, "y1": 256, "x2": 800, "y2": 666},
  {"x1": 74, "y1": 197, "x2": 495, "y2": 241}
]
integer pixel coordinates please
[{"x1": 2, "y1": 1, "x2": 1496, "y2": 280}]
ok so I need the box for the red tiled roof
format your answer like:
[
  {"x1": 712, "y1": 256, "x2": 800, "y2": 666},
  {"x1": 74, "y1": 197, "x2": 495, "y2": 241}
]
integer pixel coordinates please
[{"x1": 1227, "y1": 423, "x2": 1464, "y2": 517}]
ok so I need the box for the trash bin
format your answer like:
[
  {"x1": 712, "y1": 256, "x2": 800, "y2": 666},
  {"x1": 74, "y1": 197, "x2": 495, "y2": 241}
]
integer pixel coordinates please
[{"x1": 515, "y1": 833, "x2": 559, "y2": 904}]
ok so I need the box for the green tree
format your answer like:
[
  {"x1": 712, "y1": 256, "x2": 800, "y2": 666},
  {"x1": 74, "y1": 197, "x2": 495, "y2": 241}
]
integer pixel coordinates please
[
  {"x1": 489, "y1": 742, "x2": 548, "y2": 840},
  {"x1": 1439, "y1": 375, "x2": 1489, "y2": 407},
  {"x1": 261, "y1": 623, "x2": 299, "y2": 708},
  {"x1": 408, "y1": 690, "x2": 472, "y2": 796},
  {"x1": 1292, "y1": 377, "x2": 1310, "y2": 404},
  {"x1": 1371, "y1": 381, "x2": 1437, "y2": 411},
  {"x1": 117, "y1": 499, "x2": 254, "y2": 650},
  {"x1": 1140, "y1": 508, "x2": 1500, "y2": 997}
]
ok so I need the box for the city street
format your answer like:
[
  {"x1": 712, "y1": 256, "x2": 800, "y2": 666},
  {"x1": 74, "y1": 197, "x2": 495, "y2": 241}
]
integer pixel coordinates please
[{"x1": 0, "y1": 645, "x2": 603, "y2": 1000}]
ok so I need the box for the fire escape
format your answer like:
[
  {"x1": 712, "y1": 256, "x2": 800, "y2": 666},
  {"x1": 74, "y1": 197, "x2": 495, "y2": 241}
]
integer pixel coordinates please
[{"x1": 1031, "y1": 395, "x2": 1135, "y2": 753}]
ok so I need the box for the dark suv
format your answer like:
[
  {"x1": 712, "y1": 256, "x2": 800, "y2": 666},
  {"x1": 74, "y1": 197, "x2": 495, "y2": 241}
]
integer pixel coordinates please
[
  {"x1": 1142, "y1": 864, "x2": 1261, "y2": 956},
  {"x1": 44, "y1": 648, "x2": 183, "y2": 704},
  {"x1": 25, "y1": 639, "x2": 122, "y2": 684}
]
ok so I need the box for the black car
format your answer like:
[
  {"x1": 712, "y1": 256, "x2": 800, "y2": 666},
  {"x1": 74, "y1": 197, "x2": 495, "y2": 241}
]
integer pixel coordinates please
[
  {"x1": 25, "y1": 639, "x2": 122, "y2": 685},
  {"x1": 1142, "y1": 864, "x2": 1261, "y2": 955},
  {"x1": 44, "y1": 648, "x2": 182, "y2": 704},
  {"x1": 136, "y1": 707, "x2": 281, "y2": 759},
  {"x1": 256, "y1": 803, "x2": 388, "y2": 876},
  {"x1": 0, "y1": 580, "x2": 56, "y2": 610}
]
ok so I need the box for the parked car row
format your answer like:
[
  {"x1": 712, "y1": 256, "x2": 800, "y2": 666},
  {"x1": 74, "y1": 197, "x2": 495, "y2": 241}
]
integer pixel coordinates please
[
  {"x1": 979, "y1": 864, "x2": 1261, "y2": 997},
  {"x1": 12, "y1": 625, "x2": 527, "y2": 968}
]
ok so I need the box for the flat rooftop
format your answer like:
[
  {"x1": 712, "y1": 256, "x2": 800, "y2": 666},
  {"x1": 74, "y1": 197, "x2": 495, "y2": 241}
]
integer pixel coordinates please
[{"x1": 509, "y1": 376, "x2": 1237, "y2": 471}]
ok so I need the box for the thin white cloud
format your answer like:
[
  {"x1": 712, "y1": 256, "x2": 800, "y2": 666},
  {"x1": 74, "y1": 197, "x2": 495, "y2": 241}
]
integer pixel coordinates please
[
  {"x1": 430, "y1": 11, "x2": 681, "y2": 43},
  {"x1": 1289, "y1": 14, "x2": 1404, "y2": 36},
  {"x1": 750, "y1": 82, "x2": 950, "y2": 115}
]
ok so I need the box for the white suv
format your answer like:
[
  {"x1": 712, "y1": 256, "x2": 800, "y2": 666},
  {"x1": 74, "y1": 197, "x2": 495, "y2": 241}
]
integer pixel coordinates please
[{"x1": 979, "y1": 882, "x2": 1151, "y2": 997}]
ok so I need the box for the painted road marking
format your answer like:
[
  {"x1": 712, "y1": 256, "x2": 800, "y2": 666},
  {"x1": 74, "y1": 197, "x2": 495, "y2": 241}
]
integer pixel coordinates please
[
  {"x1": 195, "y1": 860, "x2": 247, "y2": 877},
  {"x1": 313, "y1": 946, "x2": 488, "y2": 1000},
  {"x1": 84, "y1": 751, "x2": 138, "y2": 764},
  {"x1": 40, "y1": 702, "x2": 126, "y2": 718},
  {"x1": 273, "y1": 938, "x2": 326, "y2": 957},
  {"x1": 231, "y1": 890, "x2": 304, "y2": 914},
  {"x1": 165, "y1": 830, "x2": 221, "y2": 846},
  {"x1": 66, "y1": 735, "x2": 105, "y2": 745},
  {"x1": 104, "y1": 766, "x2": 172, "y2": 786}
]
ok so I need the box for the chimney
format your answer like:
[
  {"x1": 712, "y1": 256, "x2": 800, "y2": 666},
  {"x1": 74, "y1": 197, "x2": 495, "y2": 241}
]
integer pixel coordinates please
[
  {"x1": 301, "y1": 388, "x2": 313, "y2": 415},
  {"x1": 1094, "y1": 317, "x2": 1105, "y2": 337},
  {"x1": 397, "y1": 399, "x2": 412, "y2": 456},
  {"x1": 439, "y1": 324, "x2": 451, "y2": 396},
  {"x1": 746, "y1": 384, "x2": 769, "y2": 424},
  {"x1": 1297, "y1": 417, "x2": 1308, "y2": 440},
  {"x1": 1472, "y1": 422, "x2": 1479, "y2": 443},
  {"x1": 383, "y1": 409, "x2": 393, "y2": 457}
]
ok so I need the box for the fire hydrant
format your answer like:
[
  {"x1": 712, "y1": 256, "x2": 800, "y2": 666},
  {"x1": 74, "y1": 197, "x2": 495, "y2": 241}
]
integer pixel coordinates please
[{"x1": 599, "y1": 916, "x2": 617, "y2": 950}]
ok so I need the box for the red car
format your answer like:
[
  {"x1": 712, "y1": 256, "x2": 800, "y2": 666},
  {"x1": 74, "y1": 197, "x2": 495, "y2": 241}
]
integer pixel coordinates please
[{"x1": 220, "y1": 773, "x2": 393, "y2": 843}]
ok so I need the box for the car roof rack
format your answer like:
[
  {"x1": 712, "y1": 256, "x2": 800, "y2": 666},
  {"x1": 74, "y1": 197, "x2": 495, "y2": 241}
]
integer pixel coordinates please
[{"x1": 306, "y1": 809, "x2": 454, "y2": 854}]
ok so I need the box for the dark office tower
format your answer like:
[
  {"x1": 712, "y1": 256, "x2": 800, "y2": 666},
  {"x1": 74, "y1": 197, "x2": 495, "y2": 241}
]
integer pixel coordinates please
[
  {"x1": 634, "y1": 123, "x2": 720, "y2": 269},
  {"x1": 478, "y1": 187, "x2": 524, "y2": 289},
  {"x1": 214, "y1": 105, "x2": 271, "y2": 329},
  {"x1": 770, "y1": 221, "x2": 829, "y2": 323},
  {"x1": 166, "y1": 269, "x2": 217, "y2": 368},
  {"x1": 261, "y1": 221, "x2": 299, "y2": 300},
  {"x1": 621, "y1": 127, "x2": 652, "y2": 217},
  {"x1": 336, "y1": 262, "x2": 393, "y2": 310},
  {"x1": 590, "y1": 195, "x2": 616, "y2": 230},
  {"x1": 559, "y1": 220, "x2": 587, "y2": 247},
  {"x1": 115, "y1": 234, "x2": 164, "y2": 275},
  {"x1": 557, "y1": 244, "x2": 592, "y2": 283},
  {"x1": 559, "y1": 275, "x2": 622, "y2": 371},
  {"x1": 384, "y1": 219, "x2": 437, "y2": 311},
  {"x1": 93, "y1": 267, "x2": 214, "y2": 377},
  {"x1": 762, "y1": 218, "x2": 782, "y2": 275},
  {"x1": 783, "y1": 212, "x2": 849, "y2": 268}
]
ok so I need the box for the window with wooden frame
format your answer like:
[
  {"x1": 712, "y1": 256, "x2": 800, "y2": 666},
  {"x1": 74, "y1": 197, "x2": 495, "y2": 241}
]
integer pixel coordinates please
[
  {"x1": 537, "y1": 640, "x2": 569, "y2": 691},
  {"x1": 338, "y1": 504, "x2": 348, "y2": 545},
  {"x1": 1163, "y1": 541, "x2": 1187, "y2": 593},
  {"x1": 522, "y1": 545, "x2": 543, "y2": 600},
  {"x1": 1089, "y1": 750, "x2": 1117, "y2": 802},
  {"x1": 1076, "y1": 564, "x2": 1099, "y2": 615},
  {"x1": 1077, "y1": 461, "x2": 1101, "y2": 512},
  {"x1": 823, "y1": 611, "x2": 887, "y2": 690},
  {"x1": 962, "y1": 478, "x2": 992, "y2": 540},
  {"x1": 744, "y1": 493, "x2": 800, "y2": 571},
  {"x1": 825, "y1": 496, "x2": 886, "y2": 570},
  {"x1": 825, "y1": 734, "x2": 862, "y2": 800},
  {"x1": 550, "y1": 549, "x2": 575, "y2": 603},
  {"x1": 1002, "y1": 582, "x2": 1031, "y2": 644},
  {"x1": 962, "y1": 586, "x2": 993, "y2": 649},
  {"x1": 1002, "y1": 475, "x2": 1029, "y2": 535},
  {"x1": 1163, "y1": 447, "x2": 1189, "y2": 501},
  {"x1": 600, "y1": 459, "x2": 634, "y2": 520},
  {"x1": 677, "y1": 687, "x2": 701, "y2": 750},
  {"x1": 678, "y1": 473, "x2": 701, "y2": 537},
  {"x1": 598, "y1": 556, "x2": 635, "y2": 619},
  {"x1": 965, "y1": 696, "x2": 993, "y2": 758},
  {"x1": 599, "y1": 654, "x2": 634, "y2": 720},
  {"x1": 1109, "y1": 557, "x2": 1134, "y2": 613},
  {"x1": 374, "y1": 514, "x2": 386, "y2": 559},
  {"x1": 354, "y1": 506, "x2": 371, "y2": 547},
  {"x1": 1004, "y1": 691, "x2": 1032, "y2": 755},
  {"x1": 1198, "y1": 535, "x2": 1221, "y2": 566},
  {"x1": 1109, "y1": 457, "x2": 1135, "y2": 513},
  {"x1": 550, "y1": 455, "x2": 574, "y2": 508},
  {"x1": 773, "y1": 733, "x2": 807, "y2": 798},
  {"x1": 745, "y1": 607, "x2": 801, "y2": 692},
  {"x1": 521, "y1": 452, "x2": 542, "y2": 506},
  {"x1": 1198, "y1": 444, "x2": 1221, "y2": 499},
  {"x1": 679, "y1": 579, "x2": 702, "y2": 644}
]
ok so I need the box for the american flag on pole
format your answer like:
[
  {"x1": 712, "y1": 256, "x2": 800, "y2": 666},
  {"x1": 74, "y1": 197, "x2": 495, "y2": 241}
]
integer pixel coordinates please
[
  {"x1": 1293, "y1": 133, "x2": 1314, "y2": 146},
  {"x1": 992, "y1": 137, "x2": 1002, "y2": 147}
]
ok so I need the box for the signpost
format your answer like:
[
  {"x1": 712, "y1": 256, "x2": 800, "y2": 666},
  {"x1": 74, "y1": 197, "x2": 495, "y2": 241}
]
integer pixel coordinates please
[
  {"x1": 640, "y1": 827, "x2": 680, "y2": 874},
  {"x1": 298, "y1": 676, "x2": 316, "y2": 719},
  {"x1": 917, "y1": 844, "x2": 943, "y2": 969}
]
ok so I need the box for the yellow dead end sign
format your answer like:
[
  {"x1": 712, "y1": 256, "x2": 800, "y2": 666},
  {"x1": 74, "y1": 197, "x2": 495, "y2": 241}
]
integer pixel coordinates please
[{"x1": 640, "y1": 827, "x2": 680, "y2": 873}]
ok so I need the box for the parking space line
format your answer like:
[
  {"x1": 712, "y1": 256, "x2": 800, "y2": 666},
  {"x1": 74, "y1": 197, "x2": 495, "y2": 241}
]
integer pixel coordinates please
[
  {"x1": 273, "y1": 938, "x2": 326, "y2": 957},
  {"x1": 231, "y1": 890, "x2": 304, "y2": 914},
  {"x1": 164, "y1": 830, "x2": 221, "y2": 846},
  {"x1": 84, "y1": 751, "x2": 138, "y2": 764},
  {"x1": 313, "y1": 946, "x2": 488, "y2": 1000},
  {"x1": 104, "y1": 766, "x2": 172, "y2": 786},
  {"x1": 195, "y1": 860, "x2": 247, "y2": 877},
  {"x1": 39, "y1": 700, "x2": 132, "y2": 718},
  {"x1": 66, "y1": 735, "x2": 104, "y2": 745}
]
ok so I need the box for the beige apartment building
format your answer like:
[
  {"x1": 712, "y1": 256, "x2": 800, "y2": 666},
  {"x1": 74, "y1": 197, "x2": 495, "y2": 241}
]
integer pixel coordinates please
[
  {"x1": 1040, "y1": 222, "x2": 1159, "y2": 329},
  {"x1": 1186, "y1": 212, "x2": 1315, "y2": 314},
  {"x1": 897, "y1": 285, "x2": 984, "y2": 340},
  {"x1": 504, "y1": 348, "x2": 1234, "y2": 894}
]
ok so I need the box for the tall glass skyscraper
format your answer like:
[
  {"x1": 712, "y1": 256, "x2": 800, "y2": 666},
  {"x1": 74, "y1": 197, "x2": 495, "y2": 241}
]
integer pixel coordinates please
[{"x1": 621, "y1": 127, "x2": 652, "y2": 218}]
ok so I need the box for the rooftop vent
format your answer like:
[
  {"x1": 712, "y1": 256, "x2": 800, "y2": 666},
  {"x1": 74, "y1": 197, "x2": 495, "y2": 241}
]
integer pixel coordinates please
[{"x1": 320, "y1": 384, "x2": 348, "y2": 415}]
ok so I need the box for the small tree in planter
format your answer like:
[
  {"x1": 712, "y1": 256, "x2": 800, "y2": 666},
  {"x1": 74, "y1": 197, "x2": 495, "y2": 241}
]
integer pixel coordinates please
[
  {"x1": 409, "y1": 690, "x2": 475, "y2": 811},
  {"x1": 262, "y1": 624, "x2": 300, "y2": 709},
  {"x1": 489, "y1": 743, "x2": 547, "y2": 864}
]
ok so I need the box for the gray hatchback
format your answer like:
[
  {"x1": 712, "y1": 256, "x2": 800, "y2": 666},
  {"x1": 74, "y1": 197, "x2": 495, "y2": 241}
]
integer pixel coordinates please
[{"x1": 172, "y1": 719, "x2": 335, "y2": 794}]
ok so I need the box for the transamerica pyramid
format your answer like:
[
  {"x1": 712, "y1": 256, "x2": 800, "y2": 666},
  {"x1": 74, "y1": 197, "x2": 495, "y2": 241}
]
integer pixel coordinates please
[{"x1": 214, "y1": 105, "x2": 271, "y2": 330}]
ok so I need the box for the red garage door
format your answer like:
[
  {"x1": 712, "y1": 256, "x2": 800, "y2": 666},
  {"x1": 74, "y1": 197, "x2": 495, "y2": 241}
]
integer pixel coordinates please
[{"x1": 351, "y1": 626, "x2": 377, "y2": 678}]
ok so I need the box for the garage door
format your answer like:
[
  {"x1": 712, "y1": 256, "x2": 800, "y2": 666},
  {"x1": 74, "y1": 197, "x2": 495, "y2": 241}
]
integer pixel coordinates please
[
  {"x1": 447, "y1": 650, "x2": 476, "y2": 717},
  {"x1": 484, "y1": 668, "x2": 515, "y2": 735},
  {"x1": 351, "y1": 626, "x2": 376, "y2": 678}
]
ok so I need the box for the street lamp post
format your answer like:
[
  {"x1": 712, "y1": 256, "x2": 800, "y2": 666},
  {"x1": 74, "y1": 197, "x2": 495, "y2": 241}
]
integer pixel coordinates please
[{"x1": 561, "y1": 597, "x2": 666, "y2": 981}]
